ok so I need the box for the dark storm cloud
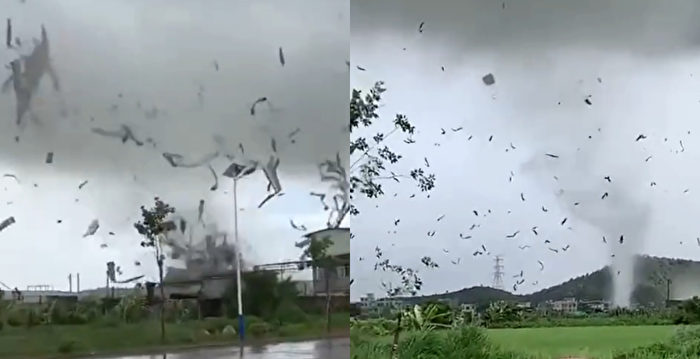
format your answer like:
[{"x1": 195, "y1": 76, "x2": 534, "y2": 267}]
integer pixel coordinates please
[
  {"x1": 350, "y1": 0, "x2": 700, "y2": 302},
  {"x1": 0, "y1": 0, "x2": 348, "y2": 290},
  {"x1": 352, "y1": 0, "x2": 700, "y2": 56},
  {"x1": 0, "y1": 0, "x2": 349, "y2": 179}
]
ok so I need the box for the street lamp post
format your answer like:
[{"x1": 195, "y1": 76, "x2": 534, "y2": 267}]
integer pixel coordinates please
[{"x1": 233, "y1": 178, "x2": 245, "y2": 341}]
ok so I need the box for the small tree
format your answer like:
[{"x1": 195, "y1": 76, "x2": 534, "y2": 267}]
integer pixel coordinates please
[
  {"x1": 350, "y1": 82, "x2": 438, "y2": 289},
  {"x1": 303, "y1": 235, "x2": 336, "y2": 333},
  {"x1": 350, "y1": 82, "x2": 439, "y2": 359},
  {"x1": 134, "y1": 197, "x2": 175, "y2": 343}
]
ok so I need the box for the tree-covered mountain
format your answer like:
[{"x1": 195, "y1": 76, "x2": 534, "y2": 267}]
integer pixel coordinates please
[{"x1": 395, "y1": 255, "x2": 700, "y2": 307}]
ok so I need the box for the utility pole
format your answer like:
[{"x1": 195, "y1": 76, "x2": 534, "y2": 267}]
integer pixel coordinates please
[
  {"x1": 68, "y1": 273, "x2": 72, "y2": 293},
  {"x1": 492, "y1": 256, "x2": 504, "y2": 291}
]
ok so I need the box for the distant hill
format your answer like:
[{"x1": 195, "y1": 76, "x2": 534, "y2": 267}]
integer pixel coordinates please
[{"x1": 395, "y1": 255, "x2": 700, "y2": 307}]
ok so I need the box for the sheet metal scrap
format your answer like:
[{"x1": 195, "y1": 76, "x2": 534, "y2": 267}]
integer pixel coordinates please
[
  {"x1": 222, "y1": 159, "x2": 258, "y2": 179},
  {"x1": 278, "y1": 47, "x2": 285, "y2": 66},
  {"x1": 45, "y1": 151, "x2": 53, "y2": 164},
  {"x1": 179, "y1": 218, "x2": 187, "y2": 234},
  {"x1": 162, "y1": 151, "x2": 218, "y2": 168},
  {"x1": 2, "y1": 174, "x2": 19, "y2": 183},
  {"x1": 106, "y1": 261, "x2": 116, "y2": 282},
  {"x1": 2, "y1": 26, "x2": 60, "y2": 111},
  {"x1": 250, "y1": 96, "x2": 268, "y2": 116},
  {"x1": 6, "y1": 18, "x2": 11, "y2": 48},
  {"x1": 198, "y1": 199, "x2": 205, "y2": 223},
  {"x1": 207, "y1": 164, "x2": 218, "y2": 191},
  {"x1": 83, "y1": 219, "x2": 99, "y2": 237},
  {"x1": 258, "y1": 155, "x2": 282, "y2": 208},
  {"x1": 9, "y1": 60, "x2": 31, "y2": 125},
  {"x1": 0, "y1": 216, "x2": 16, "y2": 232},
  {"x1": 91, "y1": 125, "x2": 143, "y2": 146}
]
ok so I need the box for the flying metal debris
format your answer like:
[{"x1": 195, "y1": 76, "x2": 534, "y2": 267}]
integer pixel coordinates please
[
  {"x1": 289, "y1": 219, "x2": 307, "y2": 231},
  {"x1": 506, "y1": 231, "x2": 520, "y2": 238},
  {"x1": 3, "y1": 26, "x2": 60, "y2": 125},
  {"x1": 250, "y1": 97, "x2": 268, "y2": 116},
  {"x1": 162, "y1": 152, "x2": 218, "y2": 168},
  {"x1": 198, "y1": 199, "x2": 205, "y2": 223},
  {"x1": 207, "y1": 165, "x2": 218, "y2": 191},
  {"x1": 5, "y1": 18, "x2": 11, "y2": 48},
  {"x1": 83, "y1": 219, "x2": 99, "y2": 237},
  {"x1": 222, "y1": 159, "x2": 258, "y2": 179},
  {"x1": 0, "y1": 216, "x2": 16, "y2": 232},
  {"x1": 91, "y1": 125, "x2": 143, "y2": 146},
  {"x1": 258, "y1": 155, "x2": 282, "y2": 208},
  {"x1": 2, "y1": 174, "x2": 19, "y2": 183}
]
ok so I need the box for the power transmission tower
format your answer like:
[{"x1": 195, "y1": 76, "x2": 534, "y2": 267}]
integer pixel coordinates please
[{"x1": 492, "y1": 256, "x2": 504, "y2": 290}]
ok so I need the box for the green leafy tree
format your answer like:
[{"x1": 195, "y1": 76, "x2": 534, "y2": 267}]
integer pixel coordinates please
[
  {"x1": 351, "y1": 82, "x2": 438, "y2": 358},
  {"x1": 224, "y1": 270, "x2": 300, "y2": 322},
  {"x1": 421, "y1": 301, "x2": 453, "y2": 326},
  {"x1": 402, "y1": 303, "x2": 452, "y2": 331},
  {"x1": 134, "y1": 197, "x2": 175, "y2": 343},
  {"x1": 351, "y1": 81, "x2": 437, "y2": 296},
  {"x1": 483, "y1": 301, "x2": 523, "y2": 327},
  {"x1": 673, "y1": 296, "x2": 700, "y2": 324}
]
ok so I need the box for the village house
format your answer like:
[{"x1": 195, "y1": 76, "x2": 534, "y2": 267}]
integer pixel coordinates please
[{"x1": 302, "y1": 227, "x2": 351, "y2": 296}]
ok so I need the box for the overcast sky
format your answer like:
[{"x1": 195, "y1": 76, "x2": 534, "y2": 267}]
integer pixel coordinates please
[
  {"x1": 0, "y1": 0, "x2": 348, "y2": 291},
  {"x1": 350, "y1": 0, "x2": 700, "y2": 302}
]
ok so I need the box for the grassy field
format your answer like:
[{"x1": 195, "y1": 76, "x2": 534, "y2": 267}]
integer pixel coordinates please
[
  {"x1": 351, "y1": 324, "x2": 691, "y2": 359},
  {"x1": 487, "y1": 325, "x2": 680, "y2": 359},
  {"x1": 0, "y1": 313, "x2": 349, "y2": 358}
]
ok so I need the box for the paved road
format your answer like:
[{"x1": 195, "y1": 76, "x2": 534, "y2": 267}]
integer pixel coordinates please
[{"x1": 102, "y1": 337, "x2": 349, "y2": 359}]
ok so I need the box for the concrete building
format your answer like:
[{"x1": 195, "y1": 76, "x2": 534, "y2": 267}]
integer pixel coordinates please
[
  {"x1": 357, "y1": 293, "x2": 404, "y2": 316},
  {"x1": 579, "y1": 300, "x2": 611, "y2": 313},
  {"x1": 460, "y1": 303, "x2": 476, "y2": 313},
  {"x1": 551, "y1": 298, "x2": 578, "y2": 313},
  {"x1": 302, "y1": 227, "x2": 350, "y2": 296},
  {"x1": 516, "y1": 301, "x2": 532, "y2": 309}
]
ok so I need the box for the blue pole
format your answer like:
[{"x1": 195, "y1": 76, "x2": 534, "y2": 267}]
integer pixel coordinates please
[{"x1": 238, "y1": 314, "x2": 245, "y2": 341}]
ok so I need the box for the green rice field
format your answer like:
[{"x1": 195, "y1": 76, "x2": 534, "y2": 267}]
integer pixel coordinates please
[{"x1": 486, "y1": 325, "x2": 680, "y2": 358}]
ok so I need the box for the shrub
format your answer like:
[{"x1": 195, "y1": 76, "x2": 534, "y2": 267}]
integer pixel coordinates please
[
  {"x1": 202, "y1": 317, "x2": 236, "y2": 334},
  {"x1": 97, "y1": 312, "x2": 122, "y2": 328},
  {"x1": 6, "y1": 312, "x2": 23, "y2": 327},
  {"x1": 25, "y1": 307, "x2": 40, "y2": 328},
  {"x1": 277, "y1": 323, "x2": 306, "y2": 337},
  {"x1": 245, "y1": 315, "x2": 264, "y2": 329},
  {"x1": 57, "y1": 339, "x2": 81, "y2": 354},
  {"x1": 613, "y1": 326, "x2": 700, "y2": 359},
  {"x1": 274, "y1": 301, "x2": 308, "y2": 324},
  {"x1": 351, "y1": 326, "x2": 534, "y2": 359},
  {"x1": 248, "y1": 321, "x2": 273, "y2": 337}
]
